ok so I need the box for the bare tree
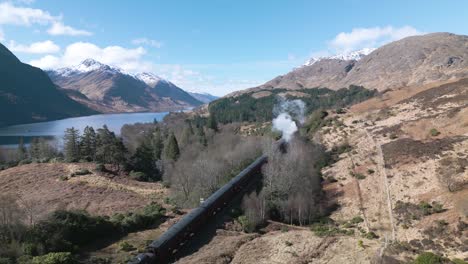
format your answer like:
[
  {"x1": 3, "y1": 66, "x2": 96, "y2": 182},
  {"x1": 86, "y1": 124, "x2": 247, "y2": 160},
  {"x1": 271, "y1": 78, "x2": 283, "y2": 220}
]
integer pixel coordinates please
[{"x1": 261, "y1": 137, "x2": 324, "y2": 225}]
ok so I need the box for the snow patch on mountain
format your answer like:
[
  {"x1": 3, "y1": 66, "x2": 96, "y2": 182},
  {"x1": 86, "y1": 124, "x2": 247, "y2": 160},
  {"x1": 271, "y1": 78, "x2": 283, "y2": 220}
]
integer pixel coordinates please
[
  {"x1": 53, "y1": 59, "x2": 126, "y2": 77},
  {"x1": 135, "y1": 72, "x2": 168, "y2": 86},
  {"x1": 303, "y1": 48, "x2": 376, "y2": 66}
]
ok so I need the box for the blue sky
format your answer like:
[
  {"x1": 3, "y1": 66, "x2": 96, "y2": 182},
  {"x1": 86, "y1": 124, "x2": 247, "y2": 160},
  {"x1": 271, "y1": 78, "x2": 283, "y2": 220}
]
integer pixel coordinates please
[{"x1": 1, "y1": 0, "x2": 467, "y2": 96}]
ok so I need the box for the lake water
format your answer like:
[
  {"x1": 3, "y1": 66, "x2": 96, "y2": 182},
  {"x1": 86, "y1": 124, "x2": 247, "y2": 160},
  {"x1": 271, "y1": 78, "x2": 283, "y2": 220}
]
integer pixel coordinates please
[{"x1": 0, "y1": 112, "x2": 170, "y2": 147}]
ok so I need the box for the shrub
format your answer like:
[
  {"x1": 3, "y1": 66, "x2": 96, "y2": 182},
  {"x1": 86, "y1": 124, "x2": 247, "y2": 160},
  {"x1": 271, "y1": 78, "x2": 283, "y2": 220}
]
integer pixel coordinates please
[
  {"x1": 412, "y1": 252, "x2": 442, "y2": 264},
  {"x1": 350, "y1": 216, "x2": 364, "y2": 224},
  {"x1": 367, "y1": 169, "x2": 375, "y2": 174},
  {"x1": 32, "y1": 252, "x2": 76, "y2": 264},
  {"x1": 119, "y1": 241, "x2": 136, "y2": 252},
  {"x1": 363, "y1": 231, "x2": 378, "y2": 239},
  {"x1": 129, "y1": 171, "x2": 147, "y2": 181},
  {"x1": 389, "y1": 134, "x2": 398, "y2": 139},
  {"x1": 285, "y1": 241, "x2": 293, "y2": 246},
  {"x1": 352, "y1": 173, "x2": 366, "y2": 180},
  {"x1": 0, "y1": 258, "x2": 13, "y2": 264},
  {"x1": 17, "y1": 255, "x2": 33, "y2": 264},
  {"x1": 358, "y1": 240, "x2": 364, "y2": 248},
  {"x1": 429, "y1": 128, "x2": 441, "y2": 137},
  {"x1": 70, "y1": 169, "x2": 91, "y2": 177},
  {"x1": 237, "y1": 215, "x2": 256, "y2": 233},
  {"x1": 110, "y1": 202, "x2": 165, "y2": 233}
]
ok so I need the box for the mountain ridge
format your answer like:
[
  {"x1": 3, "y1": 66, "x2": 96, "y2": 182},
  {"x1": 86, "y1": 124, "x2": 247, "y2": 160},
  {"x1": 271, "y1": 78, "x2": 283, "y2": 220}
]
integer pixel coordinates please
[
  {"x1": 227, "y1": 32, "x2": 468, "y2": 97},
  {"x1": 0, "y1": 43, "x2": 97, "y2": 127},
  {"x1": 47, "y1": 59, "x2": 203, "y2": 113}
]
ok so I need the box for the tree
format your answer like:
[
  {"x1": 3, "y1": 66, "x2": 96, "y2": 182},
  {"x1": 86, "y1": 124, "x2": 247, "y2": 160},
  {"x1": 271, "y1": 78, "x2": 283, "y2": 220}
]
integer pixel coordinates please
[
  {"x1": 151, "y1": 129, "x2": 163, "y2": 160},
  {"x1": 80, "y1": 126, "x2": 96, "y2": 161},
  {"x1": 180, "y1": 121, "x2": 194, "y2": 147},
  {"x1": 29, "y1": 137, "x2": 40, "y2": 160},
  {"x1": 197, "y1": 126, "x2": 207, "y2": 147},
  {"x1": 16, "y1": 137, "x2": 27, "y2": 161},
  {"x1": 131, "y1": 142, "x2": 160, "y2": 181},
  {"x1": 164, "y1": 133, "x2": 180, "y2": 161},
  {"x1": 63, "y1": 127, "x2": 80, "y2": 162},
  {"x1": 96, "y1": 125, "x2": 114, "y2": 164},
  {"x1": 207, "y1": 114, "x2": 219, "y2": 132},
  {"x1": 110, "y1": 137, "x2": 127, "y2": 171}
]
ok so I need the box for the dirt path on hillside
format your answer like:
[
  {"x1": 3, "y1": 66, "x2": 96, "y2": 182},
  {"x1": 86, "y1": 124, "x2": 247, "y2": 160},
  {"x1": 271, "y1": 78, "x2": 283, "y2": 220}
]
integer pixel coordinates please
[{"x1": 363, "y1": 129, "x2": 396, "y2": 258}]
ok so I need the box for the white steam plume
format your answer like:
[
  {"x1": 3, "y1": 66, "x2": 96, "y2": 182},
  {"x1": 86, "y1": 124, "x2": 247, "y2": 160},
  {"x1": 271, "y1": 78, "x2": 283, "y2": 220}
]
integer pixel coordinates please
[{"x1": 272, "y1": 98, "x2": 306, "y2": 141}]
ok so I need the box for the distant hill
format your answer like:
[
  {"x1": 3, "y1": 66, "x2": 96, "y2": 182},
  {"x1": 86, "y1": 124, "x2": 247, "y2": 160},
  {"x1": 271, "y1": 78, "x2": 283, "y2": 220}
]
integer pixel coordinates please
[
  {"x1": 229, "y1": 32, "x2": 468, "y2": 97},
  {"x1": 188, "y1": 92, "x2": 218, "y2": 103},
  {"x1": 47, "y1": 60, "x2": 202, "y2": 113},
  {"x1": 0, "y1": 43, "x2": 97, "y2": 127}
]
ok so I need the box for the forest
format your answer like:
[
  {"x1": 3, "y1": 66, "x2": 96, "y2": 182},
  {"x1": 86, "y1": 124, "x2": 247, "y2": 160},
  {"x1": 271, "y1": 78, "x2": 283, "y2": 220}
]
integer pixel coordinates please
[{"x1": 208, "y1": 85, "x2": 376, "y2": 123}]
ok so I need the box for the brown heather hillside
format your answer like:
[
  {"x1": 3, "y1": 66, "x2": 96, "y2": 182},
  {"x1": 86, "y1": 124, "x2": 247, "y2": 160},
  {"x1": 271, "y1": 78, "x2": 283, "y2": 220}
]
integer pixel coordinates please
[
  {"x1": 175, "y1": 78, "x2": 468, "y2": 264},
  {"x1": 0, "y1": 163, "x2": 168, "y2": 221}
]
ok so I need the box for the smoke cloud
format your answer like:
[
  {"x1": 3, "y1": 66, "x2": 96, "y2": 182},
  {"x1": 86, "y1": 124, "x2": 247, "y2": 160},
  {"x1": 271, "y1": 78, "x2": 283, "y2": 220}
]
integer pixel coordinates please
[{"x1": 272, "y1": 98, "x2": 306, "y2": 141}]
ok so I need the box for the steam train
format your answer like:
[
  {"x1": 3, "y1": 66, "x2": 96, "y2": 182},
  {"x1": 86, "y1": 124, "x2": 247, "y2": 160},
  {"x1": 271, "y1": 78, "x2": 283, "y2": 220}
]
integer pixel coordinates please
[{"x1": 129, "y1": 140, "x2": 285, "y2": 264}]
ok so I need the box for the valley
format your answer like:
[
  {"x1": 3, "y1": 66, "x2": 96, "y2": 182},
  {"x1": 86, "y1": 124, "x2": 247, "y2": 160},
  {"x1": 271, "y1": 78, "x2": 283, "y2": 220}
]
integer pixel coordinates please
[{"x1": 0, "y1": 3, "x2": 467, "y2": 263}]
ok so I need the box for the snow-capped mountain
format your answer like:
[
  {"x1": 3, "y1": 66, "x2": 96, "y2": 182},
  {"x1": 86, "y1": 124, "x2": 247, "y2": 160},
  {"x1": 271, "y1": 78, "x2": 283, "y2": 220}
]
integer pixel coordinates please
[
  {"x1": 53, "y1": 59, "x2": 126, "y2": 77},
  {"x1": 46, "y1": 59, "x2": 203, "y2": 113},
  {"x1": 135, "y1": 72, "x2": 167, "y2": 87},
  {"x1": 303, "y1": 48, "x2": 376, "y2": 66}
]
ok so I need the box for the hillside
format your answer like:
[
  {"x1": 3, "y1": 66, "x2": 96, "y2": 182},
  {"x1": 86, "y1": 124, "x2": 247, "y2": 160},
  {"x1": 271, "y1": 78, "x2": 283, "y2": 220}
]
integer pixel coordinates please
[
  {"x1": 229, "y1": 32, "x2": 468, "y2": 97},
  {"x1": 47, "y1": 60, "x2": 202, "y2": 113},
  {"x1": 0, "y1": 44, "x2": 97, "y2": 127},
  {"x1": 176, "y1": 78, "x2": 468, "y2": 264}
]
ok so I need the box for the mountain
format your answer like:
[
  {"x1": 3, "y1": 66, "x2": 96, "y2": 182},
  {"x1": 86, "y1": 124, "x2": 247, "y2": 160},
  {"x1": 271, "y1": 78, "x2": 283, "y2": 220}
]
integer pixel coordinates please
[
  {"x1": 135, "y1": 72, "x2": 203, "y2": 106},
  {"x1": 0, "y1": 43, "x2": 96, "y2": 127},
  {"x1": 47, "y1": 60, "x2": 202, "y2": 113},
  {"x1": 188, "y1": 92, "x2": 218, "y2": 103},
  {"x1": 303, "y1": 48, "x2": 375, "y2": 66},
  {"x1": 230, "y1": 33, "x2": 468, "y2": 96}
]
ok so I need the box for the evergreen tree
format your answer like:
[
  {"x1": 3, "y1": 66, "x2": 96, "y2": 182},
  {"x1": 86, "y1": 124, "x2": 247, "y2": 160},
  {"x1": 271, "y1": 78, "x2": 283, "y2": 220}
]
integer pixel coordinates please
[
  {"x1": 96, "y1": 125, "x2": 127, "y2": 170},
  {"x1": 38, "y1": 138, "x2": 56, "y2": 160},
  {"x1": 207, "y1": 113, "x2": 219, "y2": 132},
  {"x1": 110, "y1": 137, "x2": 127, "y2": 171},
  {"x1": 63, "y1": 127, "x2": 80, "y2": 162},
  {"x1": 96, "y1": 125, "x2": 114, "y2": 164},
  {"x1": 29, "y1": 137, "x2": 40, "y2": 160},
  {"x1": 16, "y1": 137, "x2": 27, "y2": 161},
  {"x1": 131, "y1": 143, "x2": 160, "y2": 181},
  {"x1": 151, "y1": 129, "x2": 163, "y2": 160},
  {"x1": 197, "y1": 126, "x2": 207, "y2": 147},
  {"x1": 80, "y1": 126, "x2": 96, "y2": 161},
  {"x1": 180, "y1": 121, "x2": 194, "y2": 146},
  {"x1": 164, "y1": 132, "x2": 180, "y2": 161}
]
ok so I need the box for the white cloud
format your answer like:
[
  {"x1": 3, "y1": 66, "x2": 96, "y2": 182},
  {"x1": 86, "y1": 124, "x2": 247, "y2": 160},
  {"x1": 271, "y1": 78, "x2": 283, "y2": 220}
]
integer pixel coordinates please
[
  {"x1": 0, "y1": 2, "x2": 91, "y2": 36},
  {"x1": 132, "y1": 38, "x2": 163, "y2": 48},
  {"x1": 29, "y1": 54, "x2": 60, "y2": 69},
  {"x1": 47, "y1": 22, "x2": 92, "y2": 36},
  {"x1": 330, "y1": 26, "x2": 423, "y2": 52},
  {"x1": 8, "y1": 40, "x2": 60, "y2": 53},
  {"x1": 30, "y1": 42, "x2": 148, "y2": 71},
  {"x1": 0, "y1": 2, "x2": 56, "y2": 25},
  {"x1": 0, "y1": 28, "x2": 4, "y2": 41}
]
